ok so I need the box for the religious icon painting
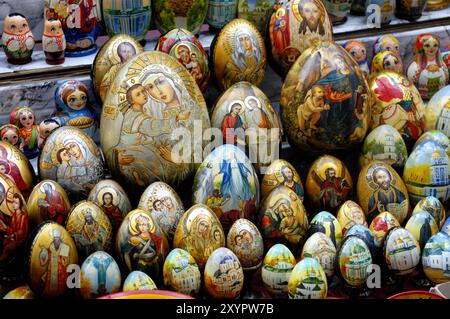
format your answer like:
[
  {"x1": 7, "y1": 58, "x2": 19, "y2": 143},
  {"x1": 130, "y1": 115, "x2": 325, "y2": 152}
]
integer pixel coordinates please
[
  {"x1": 336, "y1": 200, "x2": 367, "y2": 236},
  {"x1": 261, "y1": 159, "x2": 304, "y2": 200},
  {"x1": 369, "y1": 211, "x2": 400, "y2": 246}
]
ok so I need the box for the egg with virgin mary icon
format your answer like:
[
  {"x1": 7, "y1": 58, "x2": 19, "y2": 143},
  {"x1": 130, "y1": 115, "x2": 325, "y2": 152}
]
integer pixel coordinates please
[
  {"x1": 301, "y1": 232, "x2": 337, "y2": 278},
  {"x1": 163, "y1": 248, "x2": 201, "y2": 296},
  {"x1": 336, "y1": 200, "x2": 367, "y2": 235},
  {"x1": 422, "y1": 231, "x2": 450, "y2": 284},
  {"x1": 412, "y1": 196, "x2": 446, "y2": 229},
  {"x1": 100, "y1": 51, "x2": 210, "y2": 190},
  {"x1": 423, "y1": 85, "x2": 450, "y2": 137},
  {"x1": 383, "y1": 227, "x2": 421, "y2": 276},
  {"x1": 261, "y1": 159, "x2": 304, "y2": 200},
  {"x1": 405, "y1": 210, "x2": 439, "y2": 249},
  {"x1": 369, "y1": 211, "x2": 400, "y2": 246},
  {"x1": 288, "y1": 257, "x2": 328, "y2": 299},
  {"x1": 337, "y1": 235, "x2": 372, "y2": 287},
  {"x1": 309, "y1": 211, "x2": 343, "y2": 249},
  {"x1": 123, "y1": 270, "x2": 157, "y2": 292},
  {"x1": 280, "y1": 41, "x2": 370, "y2": 152},
  {"x1": 413, "y1": 130, "x2": 450, "y2": 158}
]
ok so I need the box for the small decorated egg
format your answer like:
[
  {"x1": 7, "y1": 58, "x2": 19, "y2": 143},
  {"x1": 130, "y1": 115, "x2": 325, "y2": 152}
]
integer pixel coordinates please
[
  {"x1": 163, "y1": 248, "x2": 201, "y2": 296},
  {"x1": 344, "y1": 224, "x2": 379, "y2": 258},
  {"x1": 206, "y1": 0, "x2": 238, "y2": 29},
  {"x1": 373, "y1": 35, "x2": 401, "y2": 57},
  {"x1": 383, "y1": 227, "x2": 421, "y2": 276},
  {"x1": 288, "y1": 257, "x2": 328, "y2": 299},
  {"x1": 337, "y1": 235, "x2": 372, "y2": 287},
  {"x1": 369, "y1": 211, "x2": 401, "y2": 245},
  {"x1": 237, "y1": 0, "x2": 275, "y2": 34},
  {"x1": 301, "y1": 232, "x2": 337, "y2": 278},
  {"x1": 309, "y1": 211, "x2": 343, "y2": 249},
  {"x1": 123, "y1": 271, "x2": 157, "y2": 292},
  {"x1": 405, "y1": 211, "x2": 439, "y2": 249},
  {"x1": 414, "y1": 130, "x2": 450, "y2": 157},
  {"x1": 261, "y1": 159, "x2": 304, "y2": 200},
  {"x1": 261, "y1": 244, "x2": 296, "y2": 298},
  {"x1": 413, "y1": 196, "x2": 446, "y2": 229},
  {"x1": 422, "y1": 231, "x2": 450, "y2": 284},
  {"x1": 371, "y1": 50, "x2": 404, "y2": 75},
  {"x1": 2, "y1": 285, "x2": 35, "y2": 299},
  {"x1": 173, "y1": 204, "x2": 225, "y2": 268},
  {"x1": 204, "y1": 247, "x2": 244, "y2": 299},
  {"x1": 336, "y1": 200, "x2": 368, "y2": 235},
  {"x1": 227, "y1": 218, "x2": 264, "y2": 270},
  {"x1": 79, "y1": 251, "x2": 121, "y2": 299},
  {"x1": 424, "y1": 85, "x2": 450, "y2": 137}
]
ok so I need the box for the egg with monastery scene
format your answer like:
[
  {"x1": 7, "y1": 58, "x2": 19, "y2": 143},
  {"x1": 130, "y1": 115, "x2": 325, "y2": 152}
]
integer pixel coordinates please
[
  {"x1": 163, "y1": 248, "x2": 201, "y2": 296},
  {"x1": 288, "y1": 257, "x2": 328, "y2": 299},
  {"x1": 301, "y1": 232, "x2": 337, "y2": 278},
  {"x1": 337, "y1": 235, "x2": 372, "y2": 287},
  {"x1": 383, "y1": 227, "x2": 421, "y2": 276}
]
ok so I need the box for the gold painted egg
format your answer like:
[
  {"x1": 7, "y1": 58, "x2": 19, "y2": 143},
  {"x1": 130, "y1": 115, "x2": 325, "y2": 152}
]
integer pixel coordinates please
[
  {"x1": 211, "y1": 18, "x2": 267, "y2": 91},
  {"x1": 424, "y1": 85, "x2": 450, "y2": 136},
  {"x1": 204, "y1": 247, "x2": 244, "y2": 299},
  {"x1": 405, "y1": 210, "x2": 438, "y2": 249},
  {"x1": 305, "y1": 155, "x2": 353, "y2": 212},
  {"x1": 383, "y1": 227, "x2": 421, "y2": 276},
  {"x1": 369, "y1": 211, "x2": 401, "y2": 246},
  {"x1": 138, "y1": 181, "x2": 185, "y2": 242},
  {"x1": 261, "y1": 159, "x2": 304, "y2": 201},
  {"x1": 92, "y1": 34, "x2": 144, "y2": 102},
  {"x1": 79, "y1": 251, "x2": 121, "y2": 299},
  {"x1": 65, "y1": 200, "x2": 113, "y2": 261},
  {"x1": 288, "y1": 257, "x2": 328, "y2": 299},
  {"x1": 414, "y1": 130, "x2": 450, "y2": 158},
  {"x1": 280, "y1": 41, "x2": 370, "y2": 152},
  {"x1": 163, "y1": 248, "x2": 201, "y2": 296},
  {"x1": 28, "y1": 222, "x2": 78, "y2": 298},
  {"x1": 2, "y1": 285, "x2": 35, "y2": 299},
  {"x1": 309, "y1": 211, "x2": 343, "y2": 249},
  {"x1": 261, "y1": 243, "x2": 296, "y2": 298},
  {"x1": 173, "y1": 204, "x2": 225, "y2": 268},
  {"x1": 412, "y1": 196, "x2": 446, "y2": 229},
  {"x1": 336, "y1": 200, "x2": 367, "y2": 235},
  {"x1": 301, "y1": 232, "x2": 337, "y2": 278},
  {"x1": 357, "y1": 161, "x2": 410, "y2": 224},
  {"x1": 337, "y1": 235, "x2": 372, "y2": 287},
  {"x1": 226, "y1": 218, "x2": 264, "y2": 271},
  {"x1": 123, "y1": 270, "x2": 157, "y2": 292},
  {"x1": 100, "y1": 51, "x2": 210, "y2": 190},
  {"x1": 422, "y1": 231, "x2": 450, "y2": 284}
]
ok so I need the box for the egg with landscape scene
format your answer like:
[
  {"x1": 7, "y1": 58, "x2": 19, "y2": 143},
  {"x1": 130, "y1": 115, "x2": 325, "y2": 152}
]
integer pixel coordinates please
[
  {"x1": 422, "y1": 231, "x2": 450, "y2": 284},
  {"x1": 163, "y1": 248, "x2": 201, "y2": 296},
  {"x1": 412, "y1": 196, "x2": 446, "y2": 229},
  {"x1": 337, "y1": 235, "x2": 372, "y2": 287},
  {"x1": 288, "y1": 257, "x2": 328, "y2": 299},
  {"x1": 301, "y1": 232, "x2": 337, "y2": 278},
  {"x1": 383, "y1": 227, "x2": 421, "y2": 276}
]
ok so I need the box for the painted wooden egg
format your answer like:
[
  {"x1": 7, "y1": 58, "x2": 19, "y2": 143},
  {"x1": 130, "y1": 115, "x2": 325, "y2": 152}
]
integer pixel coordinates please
[
  {"x1": 65, "y1": 200, "x2": 113, "y2": 261},
  {"x1": 163, "y1": 248, "x2": 201, "y2": 296},
  {"x1": 336, "y1": 200, "x2": 368, "y2": 235},
  {"x1": 288, "y1": 257, "x2": 327, "y2": 299},
  {"x1": 369, "y1": 71, "x2": 425, "y2": 147},
  {"x1": 309, "y1": 211, "x2": 343, "y2": 249},
  {"x1": 422, "y1": 231, "x2": 450, "y2": 284},
  {"x1": 26, "y1": 180, "x2": 71, "y2": 231},
  {"x1": 301, "y1": 232, "x2": 337, "y2": 278},
  {"x1": 261, "y1": 159, "x2": 304, "y2": 201},
  {"x1": 156, "y1": 28, "x2": 210, "y2": 92},
  {"x1": 267, "y1": 0, "x2": 333, "y2": 76},
  {"x1": 357, "y1": 161, "x2": 410, "y2": 224},
  {"x1": 116, "y1": 209, "x2": 169, "y2": 280},
  {"x1": 211, "y1": 18, "x2": 267, "y2": 91},
  {"x1": 92, "y1": 35, "x2": 144, "y2": 102},
  {"x1": 405, "y1": 210, "x2": 439, "y2": 249},
  {"x1": 206, "y1": 0, "x2": 238, "y2": 29},
  {"x1": 414, "y1": 130, "x2": 450, "y2": 157},
  {"x1": 192, "y1": 144, "x2": 259, "y2": 232},
  {"x1": 369, "y1": 211, "x2": 401, "y2": 245},
  {"x1": 28, "y1": 222, "x2": 78, "y2": 298},
  {"x1": 258, "y1": 186, "x2": 309, "y2": 251},
  {"x1": 413, "y1": 196, "x2": 446, "y2": 229},
  {"x1": 237, "y1": 0, "x2": 275, "y2": 34},
  {"x1": 87, "y1": 179, "x2": 132, "y2": 232},
  {"x1": 153, "y1": 0, "x2": 208, "y2": 34},
  {"x1": 173, "y1": 204, "x2": 225, "y2": 268},
  {"x1": 226, "y1": 218, "x2": 264, "y2": 270},
  {"x1": 337, "y1": 235, "x2": 372, "y2": 287},
  {"x1": 383, "y1": 227, "x2": 421, "y2": 276},
  {"x1": 424, "y1": 85, "x2": 450, "y2": 137},
  {"x1": 3, "y1": 285, "x2": 35, "y2": 299},
  {"x1": 204, "y1": 247, "x2": 244, "y2": 299},
  {"x1": 138, "y1": 181, "x2": 185, "y2": 242},
  {"x1": 305, "y1": 155, "x2": 353, "y2": 212},
  {"x1": 261, "y1": 243, "x2": 296, "y2": 298},
  {"x1": 79, "y1": 251, "x2": 121, "y2": 299},
  {"x1": 371, "y1": 50, "x2": 404, "y2": 75},
  {"x1": 280, "y1": 41, "x2": 370, "y2": 152},
  {"x1": 100, "y1": 51, "x2": 210, "y2": 190},
  {"x1": 123, "y1": 270, "x2": 157, "y2": 292},
  {"x1": 359, "y1": 124, "x2": 408, "y2": 171},
  {"x1": 442, "y1": 216, "x2": 450, "y2": 236},
  {"x1": 344, "y1": 224, "x2": 379, "y2": 258}
]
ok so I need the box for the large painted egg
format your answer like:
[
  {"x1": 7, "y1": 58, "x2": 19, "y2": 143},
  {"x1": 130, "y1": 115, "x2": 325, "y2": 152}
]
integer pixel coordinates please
[
  {"x1": 206, "y1": 0, "x2": 238, "y2": 29},
  {"x1": 26, "y1": 180, "x2": 70, "y2": 231},
  {"x1": 156, "y1": 28, "x2": 210, "y2": 92},
  {"x1": 28, "y1": 222, "x2": 78, "y2": 298},
  {"x1": 237, "y1": 0, "x2": 275, "y2": 34},
  {"x1": 204, "y1": 247, "x2": 244, "y2": 299},
  {"x1": 258, "y1": 186, "x2": 309, "y2": 251},
  {"x1": 413, "y1": 196, "x2": 446, "y2": 229},
  {"x1": 309, "y1": 211, "x2": 343, "y2": 249},
  {"x1": 344, "y1": 224, "x2": 379, "y2": 258},
  {"x1": 87, "y1": 179, "x2": 132, "y2": 232},
  {"x1": 305, "y1": 155, "x2": 353, "y2": 212},
  {"x1": 39, "y1": 126, "x2": 105, "y2": 201},
  {"x1": 414, "y1": 130, "x2": 450, "y2": 158},
  {"x1": 3, "y1": 285, "x2": 35, "y2": 299},
  {"x1": 163, "y1": 248, "x2": 201, "y2": 296},
  {"x1": 422, "y1": 231, "x2": 450, "y2": 284},
  {"x1": 211, "y1": 18, "x2": 267, "y2": 91},
  {"x1": 153, "y1": 0, "x2": 208, "y2": 34},
  {"x1": 336, "y1": 200, "x2": 367, "y2": 235},
  {"x1": 359, "y1": 124, "x2": 408, "y2": 171},
  {"x1": 405, "y1": 210, "x2": 439, "y2": 249},
  {"x1": 288, "y1": 257, "x2": 328, "y2": 299},
  {"x1": 100, "y1": 51, "x2": 210, "y2": 190},
  {"x1": 424, "y1": 85, "x2": 450, "y2": 137},
  {"x1": 65, "y1": 200, "x2": 113, "y2": 261},
  {"x1": 369, "y1": 211, "x2": 400, "y2": 245},
  {"x1": 192, "y1": 144, "x2": 259, "y2": 232},
  {"x1": 267, "y1": 0, "x2": 333, "y2": 76},
  {"x1": 227, "y1": 218, "x2": 264, "y2": 270},
  {"x1": 357, "y1": 161, "x2": 410, "y2": 224},
  {"x1": 337, "y1": 235, "x2": 372, "y2": 287},
  {"x1": 123, "y1": 270, "x2": 157, "y2": 292},
  {"x1": 173, "y1": 204, "x2": 225, "y2": 268},
  {"x1": 138, "y1": 181, "x2": 185, "y2": 242},
  {"x1": 116, "y1": 209, "x2": 169, "y2": 280},
  {"x1": 383, "y1": 227, "x2": 421, "y2": 276},
  {"x1": 301, "y1": 232, "x2": 337, "y2": 278},
  {"x1": 261, "y1": 159, "x2": 304, "y2": 200},
  {"x1": 261, "y1": 243, "x2": 296, "y2": 298},
  {"x1": 280, "y1": 41, "x2": 370, "y2": 152}
]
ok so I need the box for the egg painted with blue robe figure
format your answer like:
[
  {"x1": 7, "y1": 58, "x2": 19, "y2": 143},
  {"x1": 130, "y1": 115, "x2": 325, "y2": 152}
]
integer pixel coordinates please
[
  {"x1": 413, "y1": 196, "x2": 446, "y2": 229},
  {"x1": 1, "y1": 13, "x2": 35, "y2": 65},
  {"x1": 369, "y1": 211, "x2": 400, "y2": 246},
  {"x1": 365, "y1": 0, "x2": 395, "y2": 26},
  {"x1": 2, "y1": 285, "x2": 35, "y2": 299},
  {"x1": 123, "y1": 270, "x2": 157, "y2": 292},
  {"x1": 288, "y1": 257, "x2": 328, "y2": 299},
  {"x1": 280, "y1": 41, "x2": 370, "y2": 152},
  {"x1": 357, "y1": 161, "x2": 410, "y2": 224},
  {"x1": 371, "y1": 51, "x2": 404, "y2": 75},
  {"x1": 342, "y1": 40, "x2": 369, "y2": 80},
  {"x1": 261, "y1": 159, "x2": 304, "y2": 201},
  {"x1": 301, "y1": 232, "x2": 337, "y2": 278},
  {"x1": 383, "y1": 227, "x2": 421, "y2": 276},
  {"x1": 54, "y1": 81, "x2": 96, "y2": 137},
  {"x1": 414, "y1": 131, "x2": 450, "y2": 158},
  {"x1": 79, "y1": 251, "x2": 121, "y2": 299},
  {"x1": 204, "y1": 247, "x2": 244, "y2": 299},
  {"x1": 9, "y1": 106, "x2": 40, "y2": 160},
  {"x1": 237, "y1": 0, "x2": 275, "y2": 35},
  {"x1": 442, "y1": 217, "x2": 450, "y2": 236},
  {"x1": 163, "y1": 248, "x2": 201, "y2": 296},
  {"x1": 309, "y1": 211, "x2": 343, "y2": 249},
  {"x1": 424, "y1": 85, "x2": 450, "y2": 137},
  {"x1": 206, "y1": 0, "x2": 238, "y2": 29},
  {"x1": 192, "y1": 144, "x2": 259, "y2": 232},
  {"x1": 405, "y1": 210, "x2": 439, "y2": 250},
  {"x1": 422, "y1": 231, "x2": 450, "y2": 284},
  {"x1": 344, "y1": 224, "x2": 379, "y2": 258},
  {"x1": 337, "y1": 235, "x2": 372, "y2": 287},
  {"x1": 336, "y1": 200, "x2": 367, "y2": 235},
  {"x1": 322, "y1": 0, "x2": 351, "y2": 25}
]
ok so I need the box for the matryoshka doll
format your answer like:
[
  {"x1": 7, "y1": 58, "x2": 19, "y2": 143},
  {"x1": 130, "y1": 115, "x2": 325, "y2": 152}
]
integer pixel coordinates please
[
  {"x1": 373, "y1": 35, "x2": 402, "y2": 64},
  {"x1": 0, "y1": 124, "x2": 22, "y2": 150},
  {"x1": 42, "y1": 19, "x2": 66, "y2": 65},
  {"x1": 343, "y1": 40, "x2": 370, "y2": 79},
  {"x1": 1, "y1": 13, "x2": 35, "y2": 65},
  {"x1": 38, "y1": 118, "x2": 61, "y2": 149},
  {"x1": 371, "y1": 50, "x2": 404, "y2": 75},
  {"x1": 407, "y1": 34, "x2": 449, "y2": 100},
  {"x1": 11, "y1": 107, "x2": 40, "y2": 159}
]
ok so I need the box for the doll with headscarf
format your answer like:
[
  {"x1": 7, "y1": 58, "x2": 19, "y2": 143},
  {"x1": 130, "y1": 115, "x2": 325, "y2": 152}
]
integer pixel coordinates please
[
  {"x1": 371, "y1": 50, "x2": 404, "y2": 75},
  {"x1": 343, "y1": 40, "x2": 370, "y2": 80},
  {"x1": 10, "y1": 106, "x2": 40, "y2": 159},
  {"x1": 0, "y1": 124, "x2": 23, "y2": 150}
]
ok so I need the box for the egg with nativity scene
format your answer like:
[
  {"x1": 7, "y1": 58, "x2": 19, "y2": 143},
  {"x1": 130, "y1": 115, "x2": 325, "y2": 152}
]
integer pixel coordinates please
[{"x1": 261, "y1": 159, "x2": 304, "y2": 200}]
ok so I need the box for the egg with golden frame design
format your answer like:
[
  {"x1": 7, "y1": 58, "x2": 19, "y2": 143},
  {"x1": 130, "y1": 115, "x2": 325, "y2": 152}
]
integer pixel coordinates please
[
  {"x1": 163, "y1": 248, "x2": 201, "y2": 296},
  {"x1": 261, "y1": 159, "x2": 304, "y2": 201},
  {"x1": 336, "y1": 200, "x2": 367, "y2": 235}
]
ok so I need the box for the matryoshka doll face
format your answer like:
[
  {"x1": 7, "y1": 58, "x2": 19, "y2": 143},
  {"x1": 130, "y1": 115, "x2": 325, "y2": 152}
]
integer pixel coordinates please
[
  {"x1": 44, "y1": 19, "x2": 63, "y2": 37},
  {"x1": 4, "y1": 14, "x2": 30, "y2": 35},
  {"x1": 66, "y1": 90, "x2": 88, "y2": 111},
  {"x1": 1, "y1": 127, "x2": 20, "y2": 146},
  {"x1": 346, "y1": 42, "x2": 366, "y2": 63},
  {"x1": 39, "y1": 119, "x2": 60, "y2": 140},
  {"x1": 19, "y1": 110, "x2": 35, "y2": 130},
  {"x1": 422, "y1": 36, "x2": 439, "y2": 60},
  {"x1": 382, "y1": 53, "x2": 402, "y2": 73},
  {"x1": 381, "y1": 37, "x2": 400, "y2": 56}
]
